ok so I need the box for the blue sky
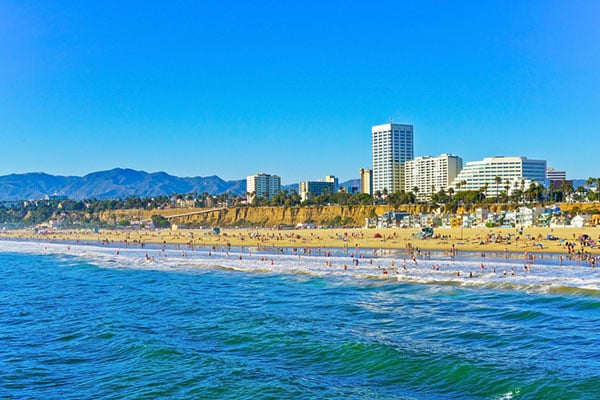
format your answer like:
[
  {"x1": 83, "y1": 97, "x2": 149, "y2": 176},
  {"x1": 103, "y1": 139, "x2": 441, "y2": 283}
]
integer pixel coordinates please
[{"x1": 1, "y1": 1, "x2": 599, "y2": 184}]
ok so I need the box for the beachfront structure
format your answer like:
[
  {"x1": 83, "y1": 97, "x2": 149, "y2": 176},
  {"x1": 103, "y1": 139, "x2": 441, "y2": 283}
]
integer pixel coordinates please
[
  {"x1": 372, "y1": 122, "x2": 414, "y2": 194},
  {"x1": 449, "y1": 156, "x2": 547, "y2": 198},
  {"x1": 404, "y1": 154, "x2": 463, "y2": 201},
  {"x1": 571, "y1": 214, "x2": 591, "y2": 228},
  {"x1": 299, "y1": 175, "x2": 338, "y2": 202},
  {"x1": 246, "y1": 173, "x2": 281, "y2": 203},
  {"x1": 360, "y1": 168, "x2": 373, "y2": 195}
]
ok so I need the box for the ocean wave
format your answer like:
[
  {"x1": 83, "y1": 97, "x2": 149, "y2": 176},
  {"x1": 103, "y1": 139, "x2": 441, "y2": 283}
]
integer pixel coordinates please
[{"x1": 1, "y1": 239, "x2": 599, "y2": 295}]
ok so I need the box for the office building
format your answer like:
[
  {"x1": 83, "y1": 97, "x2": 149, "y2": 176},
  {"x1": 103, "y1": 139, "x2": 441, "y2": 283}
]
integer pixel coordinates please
[
  {"x1": 372, "y1": 122, "x2": 414, "y2": 194},
  {"x1": 404, "y1": 154, "x2": 463, "y2": 200},
  {"x1": 246, "y1": 173, "x2": 281, "y2": 203},
  {"x1": 299, "y1": 175, "x2": 338, "y2": 202}
]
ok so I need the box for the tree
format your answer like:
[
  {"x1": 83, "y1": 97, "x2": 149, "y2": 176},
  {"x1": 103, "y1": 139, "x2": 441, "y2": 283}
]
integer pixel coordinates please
[
  {"x1": 151, "y1": 214, "x2": 171, "y2": 229},
  {"x1": 494, "y1": 176, "x2": 502, "y2": 203},
  {"x1": 412, "y1": 186, "x2": 420, "y2": 202},
  {"x1": 586, "y1": 177, "x2": 595, "y2": 191},
  {"x1": 575, "y1": 186, "x2": 586, "y2": 202},
  {"x1": 447, "y1": 188, "x2": 455, "y2": 201},
  {"x1": 374, "y1": 190, "x2": 382, "y2": 205},
  {"x1": 560, "y1": 180, "x2": 574, "y2": 202}
]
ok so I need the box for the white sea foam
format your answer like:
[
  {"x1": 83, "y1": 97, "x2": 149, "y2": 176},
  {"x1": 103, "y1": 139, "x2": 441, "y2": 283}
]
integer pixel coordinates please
[{"x1": 1, "y1": 239, "x2": 599, "y2": 293}]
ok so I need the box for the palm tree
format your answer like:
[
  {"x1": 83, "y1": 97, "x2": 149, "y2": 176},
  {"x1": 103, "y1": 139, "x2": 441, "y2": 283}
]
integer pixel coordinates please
[
  {"x1": 494, "y1": 176, "x2": 502, "y2": 204},
  {"x1": 576, "y1": 186, "x2": 586, "y2": 203},
  {"x1": 560, "y1": 180, "x2": 573, "y2": 202},
  {"x1": 448, "y1": 187, "x2": 455, "y2": 201},
  {"x1": 374, "y1": 190, "x2": 382, "y2": 205},
  {"x1": 479, "y1": 185, "x2": 488, "y2": 202},
  {"x1": 586, "y1": 177, "x2": 595, "y2": 191}
]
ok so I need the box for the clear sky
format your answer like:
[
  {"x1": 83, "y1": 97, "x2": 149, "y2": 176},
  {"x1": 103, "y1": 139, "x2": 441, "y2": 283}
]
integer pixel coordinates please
[{"x1": 1, "y1": 1, "x2": 599, "y2": 184}]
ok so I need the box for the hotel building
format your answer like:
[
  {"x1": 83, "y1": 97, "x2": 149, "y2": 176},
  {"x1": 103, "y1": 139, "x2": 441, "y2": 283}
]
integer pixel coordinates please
[
  {"x1": 404, "y1": 154, "x2": 463, "y2": 200},
  {"x1": 449, "y1": 156, "x2": 547, "y2": 197},
  {"x1": 372, "y1": 123, "x2": 414, "y2": 194},
  {"x1": 246, "y1": 173, "x2": 281, "y2": 203},
  {"x1": 299, "y1": 175, "x2": 338, "y2": 202}
]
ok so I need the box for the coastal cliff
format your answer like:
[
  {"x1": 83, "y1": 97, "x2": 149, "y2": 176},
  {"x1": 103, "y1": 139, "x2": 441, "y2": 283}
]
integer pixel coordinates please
[
  {"x1": 170, "y1": 205, "x2": 397, "y2": 227},
  {"x1": 93, "y1": 202, "x2": 598, "y2": 228}
]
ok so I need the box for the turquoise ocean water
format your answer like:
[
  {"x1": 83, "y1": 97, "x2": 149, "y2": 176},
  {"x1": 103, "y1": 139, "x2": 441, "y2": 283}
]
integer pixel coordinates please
[{"x1": 1, "y1": 240, "x2": 599, "y2": 399}]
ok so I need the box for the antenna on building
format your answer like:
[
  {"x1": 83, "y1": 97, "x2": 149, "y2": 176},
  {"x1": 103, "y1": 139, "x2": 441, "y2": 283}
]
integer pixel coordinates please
[{"x1": 389, "y1": 116, "x2": 393, "y2": 123}]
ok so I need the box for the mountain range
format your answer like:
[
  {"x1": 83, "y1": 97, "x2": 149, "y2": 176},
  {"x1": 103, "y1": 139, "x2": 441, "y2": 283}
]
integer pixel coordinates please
[
  {"x1": 0, "y1": 168, "x2": 246, "y2": 201},
  {"x1": 0, "y1": 168, "x2": 360, "y2": 201}
]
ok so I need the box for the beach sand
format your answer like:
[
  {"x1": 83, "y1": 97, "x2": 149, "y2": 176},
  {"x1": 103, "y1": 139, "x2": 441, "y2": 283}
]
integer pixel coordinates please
[{"x1": 2, "y1": 226, "x2": 600, "y2": 256}]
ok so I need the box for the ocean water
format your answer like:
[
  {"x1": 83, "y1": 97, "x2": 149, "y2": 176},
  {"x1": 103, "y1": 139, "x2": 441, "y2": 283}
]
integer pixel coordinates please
[{"x1": 1, "y1": 240, "x2": 599, "y2": 399}]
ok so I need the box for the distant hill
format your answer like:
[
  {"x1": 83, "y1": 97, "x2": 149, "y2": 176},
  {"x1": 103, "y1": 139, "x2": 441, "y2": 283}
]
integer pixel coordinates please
[
  {"x1": 340, "y1": 179, "x2": 360, "y2": 191},
  {"x1": 0, "y1": 168, "x2": 247, "y2": 201}
]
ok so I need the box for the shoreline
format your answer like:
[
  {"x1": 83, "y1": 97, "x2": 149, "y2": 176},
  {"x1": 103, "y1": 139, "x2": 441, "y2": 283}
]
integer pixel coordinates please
[{"x1": 2, "y1": 226, "x2": 600, "y2": 257}]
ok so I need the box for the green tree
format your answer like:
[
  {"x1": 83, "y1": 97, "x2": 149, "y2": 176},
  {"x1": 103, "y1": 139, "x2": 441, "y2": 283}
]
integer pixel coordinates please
[
  {"x1": 494, "y1": 176, "x2": 502, "y2": 203},
  {"x1": 151, "y1": 214, "x2": 171, "y2": 229}
]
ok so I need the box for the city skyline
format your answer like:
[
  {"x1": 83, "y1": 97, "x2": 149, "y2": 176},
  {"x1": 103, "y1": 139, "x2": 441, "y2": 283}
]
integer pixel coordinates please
[{"x1": 2, "y1": 1, "x2": 600, "y2": 183}]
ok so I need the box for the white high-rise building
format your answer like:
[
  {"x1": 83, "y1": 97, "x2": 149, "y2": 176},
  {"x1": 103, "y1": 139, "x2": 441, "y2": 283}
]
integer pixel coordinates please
[
  {"x1": 405, "y1": 154, "x2": 463, "y2": 200},
  {"x1": 246, "y1": 173, "x2": 281, "y2": 203},
  {"x1": 449, "y1": 156, "x2": 547, "y2": 197},
  {"x1": 372, "y1": 122, "x2": 414, "y2": 194}
]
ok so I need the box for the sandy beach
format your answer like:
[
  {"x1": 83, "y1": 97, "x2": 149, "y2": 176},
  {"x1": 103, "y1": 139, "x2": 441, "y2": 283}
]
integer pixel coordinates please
[{"x1": 2, "y1": 226, "x2": 600, "y2": 256}]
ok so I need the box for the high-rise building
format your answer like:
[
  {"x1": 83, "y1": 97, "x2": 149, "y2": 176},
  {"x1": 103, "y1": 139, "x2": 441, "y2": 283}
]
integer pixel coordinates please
[
  {"x1": 299, "y1": 175, "x2": 338, "y2": 202},
  {"x1": 359, "y1": 168, "x2": 372, "y2": 195},
  {"x1": 404, "y1": 154, "x2": 463, "y2": 200},
  {"x1": 372, "y1": 122, "x2": 414, "y2": 194},
  {"x1": 246, "y1": 173, "x2": 281, "y2": 203},
  {"x1": 449, "y1": 156, "x2": 547, "y2": 197}
]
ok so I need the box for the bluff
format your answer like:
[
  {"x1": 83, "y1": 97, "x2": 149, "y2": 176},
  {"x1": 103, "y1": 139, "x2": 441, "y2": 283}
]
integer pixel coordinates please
[
  {"x1": 95, "y1": 203, "x2": 590, "y2": 228},
  {"x1": 167, "y1": 205, "x2": 429, "y2": 227}
]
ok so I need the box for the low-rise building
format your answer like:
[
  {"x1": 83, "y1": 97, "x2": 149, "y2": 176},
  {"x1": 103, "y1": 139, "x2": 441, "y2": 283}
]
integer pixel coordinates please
[{"x1": 571, "y1": 214, "x2": 591, "y2": 228}]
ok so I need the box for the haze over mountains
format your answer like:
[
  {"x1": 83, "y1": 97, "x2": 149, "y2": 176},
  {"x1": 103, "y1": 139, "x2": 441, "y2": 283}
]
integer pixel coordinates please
[{"x1": 0, "y1": 168, "x2": 360, "y2": 201}]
